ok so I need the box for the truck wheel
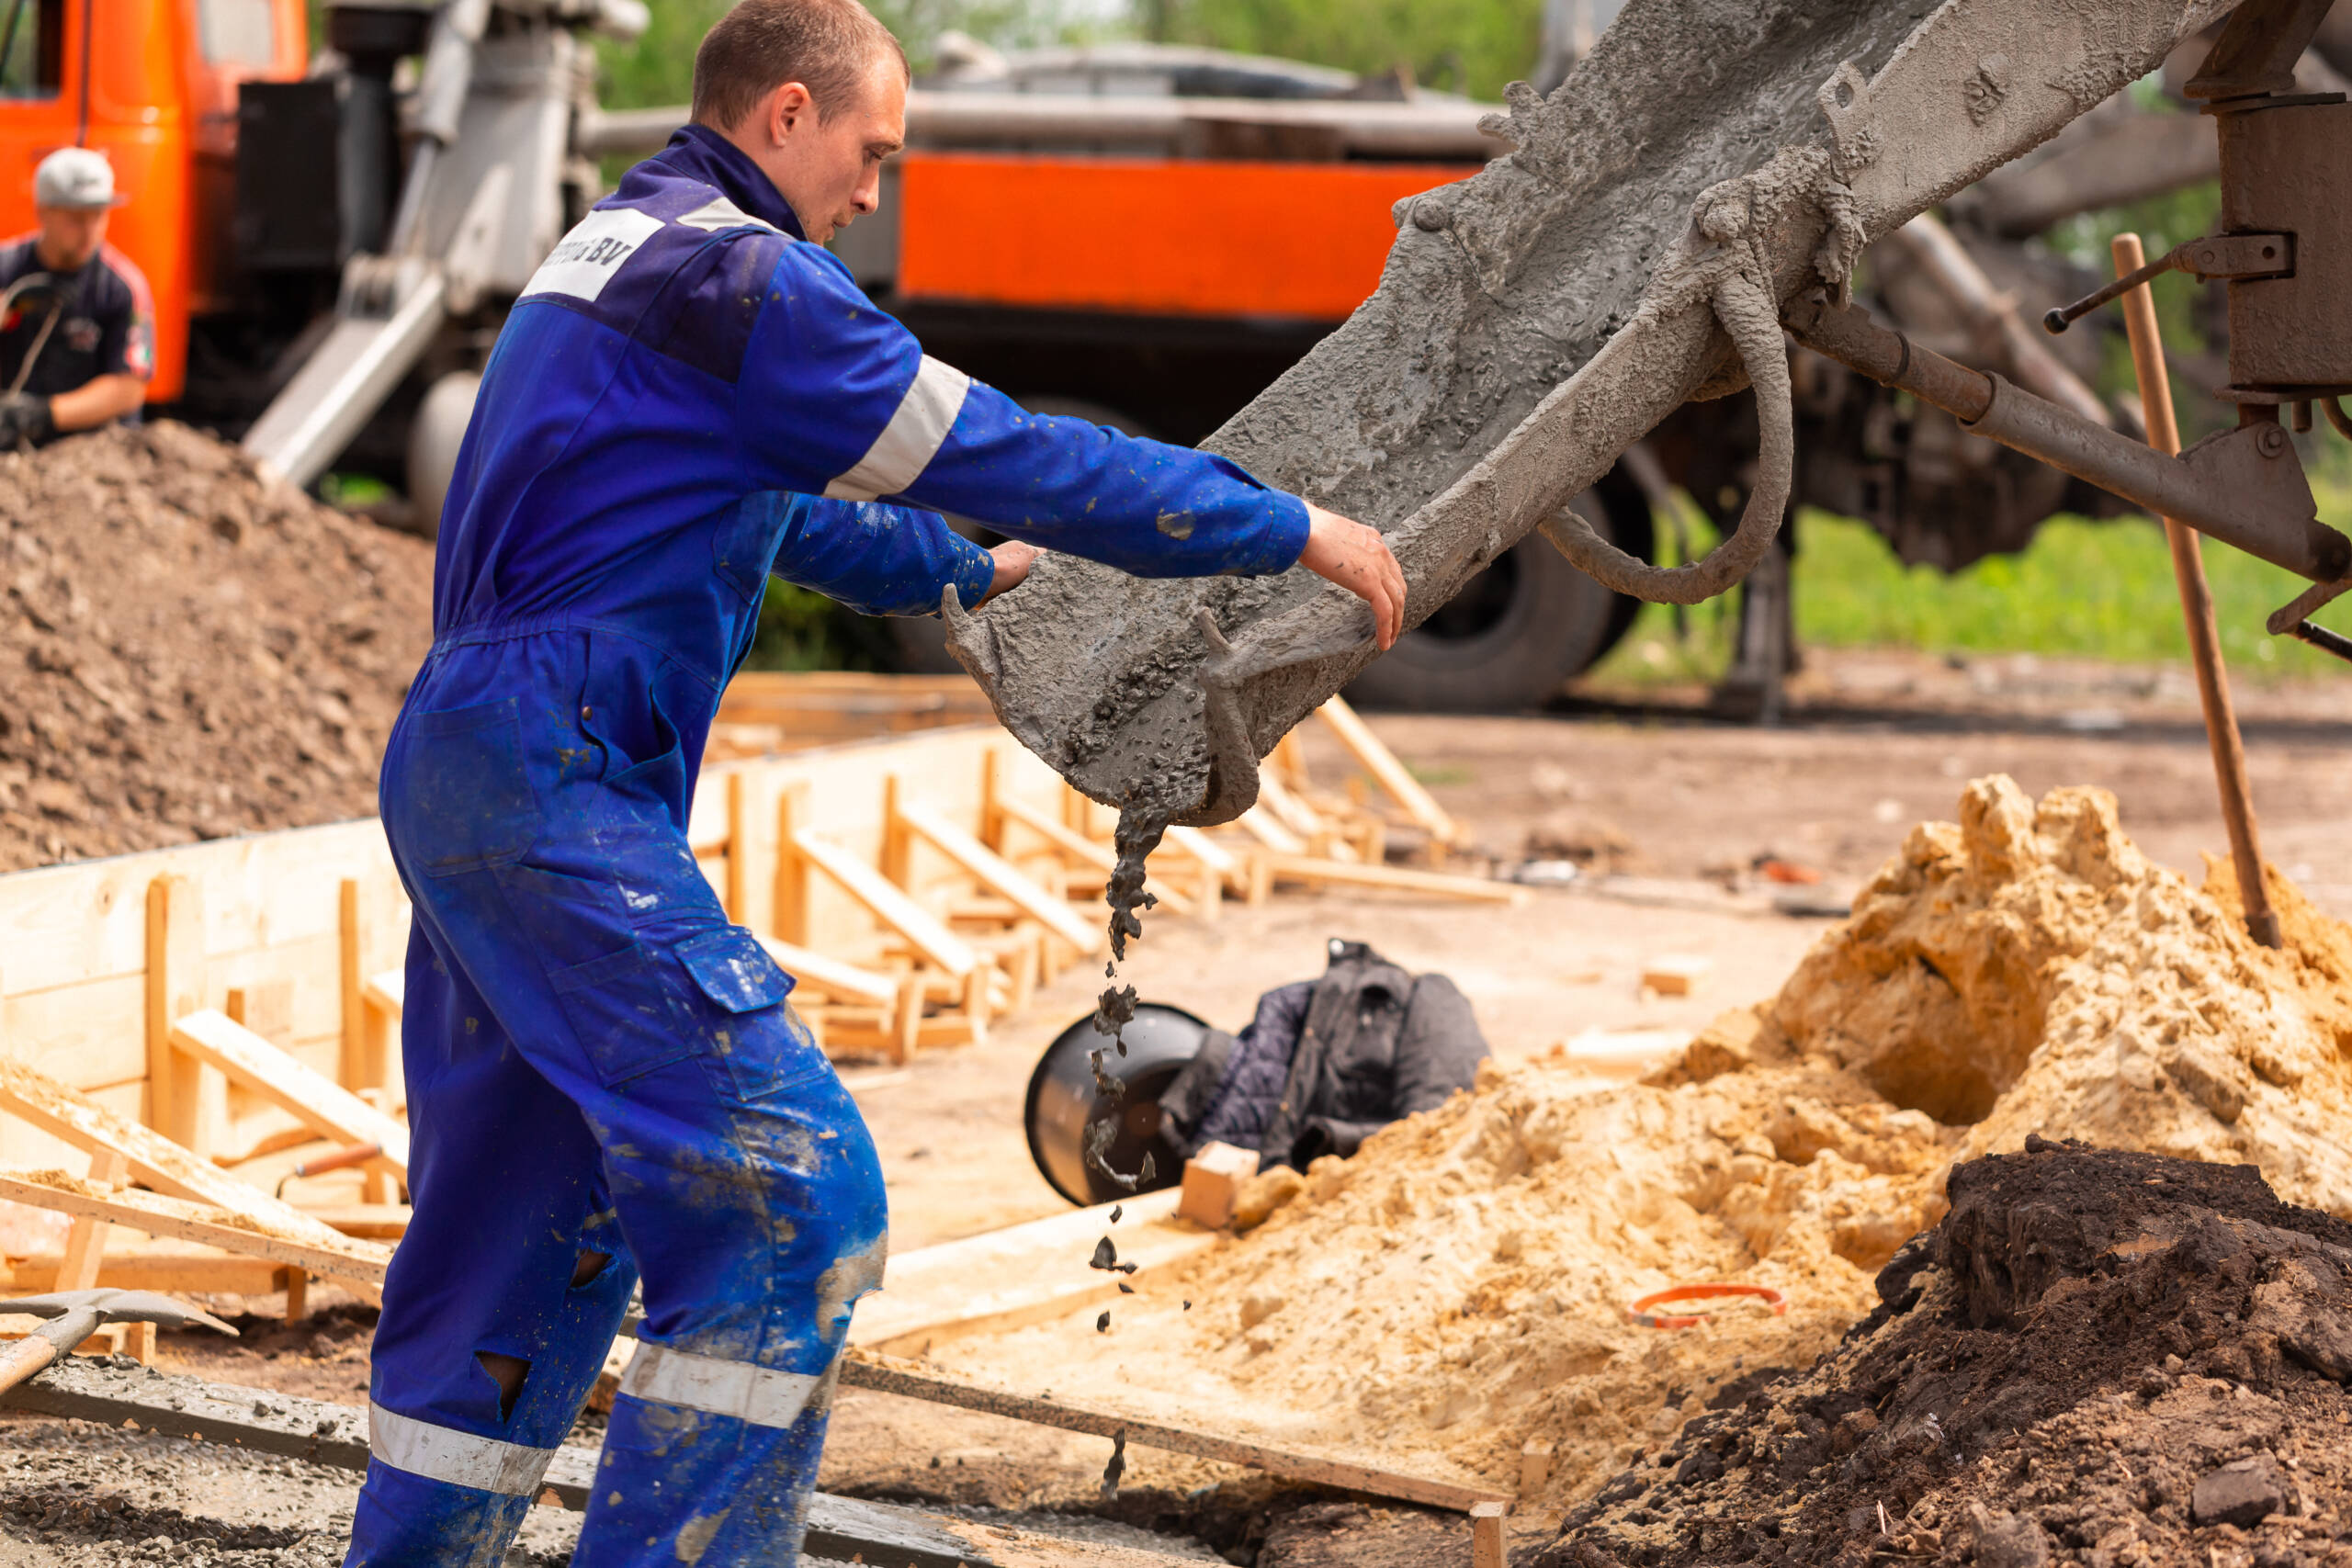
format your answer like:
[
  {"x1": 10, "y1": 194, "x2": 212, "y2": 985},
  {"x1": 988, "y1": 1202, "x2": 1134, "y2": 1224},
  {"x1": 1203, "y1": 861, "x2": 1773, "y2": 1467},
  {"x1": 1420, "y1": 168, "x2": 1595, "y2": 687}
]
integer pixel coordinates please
[
  {"x1": 1344, "y1": 478, "x2": 1653, "y2": 713},
  {"x1": 406, "y1": 370, "x2": 481, "y2": 541}
]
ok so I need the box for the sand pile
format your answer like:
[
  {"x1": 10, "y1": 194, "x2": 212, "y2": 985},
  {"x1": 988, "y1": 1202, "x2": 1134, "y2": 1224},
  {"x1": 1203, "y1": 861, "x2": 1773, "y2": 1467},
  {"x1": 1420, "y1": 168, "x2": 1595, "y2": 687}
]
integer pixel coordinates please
[
  {"x1": 1753, "y1": 775, "x2": 2352, "y2": 1216},
  {"x1": 0, "y1": 423, "x2": 433, "y2": 870},
  {"x1": 920, "y1": 777, "x2": 2352, "y2": 1505},
  {"x1": 1541, "y1": 1141, "x2": 2352, "y2": 1568}
]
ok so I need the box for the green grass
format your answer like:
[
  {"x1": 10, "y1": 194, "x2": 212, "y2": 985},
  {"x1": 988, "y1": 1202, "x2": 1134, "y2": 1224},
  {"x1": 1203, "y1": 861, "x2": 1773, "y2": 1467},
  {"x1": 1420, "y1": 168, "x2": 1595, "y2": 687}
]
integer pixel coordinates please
[{"x1": 1587, "y1": 496, "x2": 2352, "y2": 690}]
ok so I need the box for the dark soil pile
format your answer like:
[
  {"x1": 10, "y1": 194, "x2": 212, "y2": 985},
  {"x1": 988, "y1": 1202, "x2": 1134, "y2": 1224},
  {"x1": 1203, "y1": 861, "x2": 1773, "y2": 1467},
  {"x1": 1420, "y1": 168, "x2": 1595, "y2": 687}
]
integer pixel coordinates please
[
  {"x1": 1538, "y1": 1140, "x2": 2352, "y2": 1568},
  {"x1": 0, "y1": 423, "x2": 434, "y2": 870}
]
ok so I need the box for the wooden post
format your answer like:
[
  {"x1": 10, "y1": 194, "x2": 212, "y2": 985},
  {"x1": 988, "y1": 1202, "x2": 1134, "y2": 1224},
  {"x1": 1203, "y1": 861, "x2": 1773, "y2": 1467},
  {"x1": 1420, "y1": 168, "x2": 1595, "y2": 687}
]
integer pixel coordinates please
[
  {"x1": 891, "y1": 973, "x2": 923, "y2": 1066},
  {"x1": 1520, "y1": 1438, "x2": 1555, "y2": 1500},
  {"x1": 978, "y1": 747, "x2": 1008, "y2": 850},
  {"x1": 774, "y1": 784, "x2": 810, "y2": 946},
  {"x1": 338, "y1": 879, "x2": 367, "y2": 1088},
  {"x1": 879, "y1": 773, "x2": 910, "y2": 887},
  {"x1": 724, "y1": 772, "x2": 749, "y2": 923},
  {"x1": 284, "y1": 1269, "x2": 310, "y2": 1325},
  {"x1": 56, "y1": 1148, "x2": 127, "y2": 1292},
  {"x1": 145, "y1": 875, "x2": 211, "y2": 1150},
  {"x1": 1471, "y1": 1501, "x2": 1508, "y2": 1568},
  {"x1": 2112, "y1": 232, "x2": 2280, "y2": 948}
]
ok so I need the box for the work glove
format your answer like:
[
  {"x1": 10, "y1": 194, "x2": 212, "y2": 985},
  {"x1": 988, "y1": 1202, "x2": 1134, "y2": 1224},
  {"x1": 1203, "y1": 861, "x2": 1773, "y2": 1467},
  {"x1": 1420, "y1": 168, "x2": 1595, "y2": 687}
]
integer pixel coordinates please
[{"x1": 0, "y1": 392, "x2": 52, "y2": 448}]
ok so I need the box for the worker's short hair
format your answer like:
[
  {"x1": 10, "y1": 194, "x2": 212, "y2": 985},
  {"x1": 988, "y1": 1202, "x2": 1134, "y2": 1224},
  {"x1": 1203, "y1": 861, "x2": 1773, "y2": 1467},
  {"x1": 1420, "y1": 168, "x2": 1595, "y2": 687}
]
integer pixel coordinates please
[{"x1": 692, "y1": 0, "x2": 909, "y2": 131}]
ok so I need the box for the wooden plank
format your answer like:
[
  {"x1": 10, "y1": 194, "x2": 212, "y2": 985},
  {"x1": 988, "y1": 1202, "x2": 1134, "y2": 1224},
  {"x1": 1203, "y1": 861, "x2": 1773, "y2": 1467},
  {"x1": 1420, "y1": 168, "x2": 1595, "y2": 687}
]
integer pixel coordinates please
[
  {"x1": 296, "y1": 1203, "x2": 411, "y2": 1240},
  {"x1": 853, "y1": 1189, "x2": 1210, "y2": 1354},
  {"x1": 754, "y1": 937, "x2": 899, "y2": 1010},
  {"x1": 1257, "y1": 774, "x2": 1354, "y2": 860},
  {"x1": 0, "y1": 1058, "x2": 357, "y2": 1253},
  {"x1": 169, "y1": 1010, "x2": 411, "y2": 1171},
  {"x1": 363, "y1": 968, "x2": 403, "y2": 1018},
  {"x1": 994, "y1": 796, "x2": 1194, "y2": 917},
  {"x1": 1, "y1": 975, "x2": 148, "y2": 1094},
  {"x1": 1234, "y1": 804, "x2": 1308, "y2": 856},
  {"x1": 1315, "y1": 696, "x2": 1463, "y2": 845},
  {"x1": 896, "y1": 798, "x2": 1103, "y2": 955},
  {"x1": 0, "y1": 1170, "x2": 390, "y2": 1287},
  {"x1": 1265, "y1": 853, "x2": 1526, "y2": 905},
  {"x1": 841, "y1": 1352, "x2": 1510, "y2": 1512},
  {"x1": 0, "y1": 818, "x2": 390, "y2": 998},
  {"x1": 789, "y1": 829, "x2": 978, "y2": 978},
  {"x1": 1161, "y1": 824, "x2": 1237, "y2": 877},
  {"x1": 4, "y1": 1251, "x2": 289, "y2": 1295}
]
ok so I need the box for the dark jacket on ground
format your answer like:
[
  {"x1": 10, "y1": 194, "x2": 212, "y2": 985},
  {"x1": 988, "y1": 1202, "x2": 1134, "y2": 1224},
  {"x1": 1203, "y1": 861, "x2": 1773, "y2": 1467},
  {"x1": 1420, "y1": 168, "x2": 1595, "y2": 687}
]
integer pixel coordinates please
[{"x1": 1161, "y1": 939, "x2": 1488, "y2": 1170}]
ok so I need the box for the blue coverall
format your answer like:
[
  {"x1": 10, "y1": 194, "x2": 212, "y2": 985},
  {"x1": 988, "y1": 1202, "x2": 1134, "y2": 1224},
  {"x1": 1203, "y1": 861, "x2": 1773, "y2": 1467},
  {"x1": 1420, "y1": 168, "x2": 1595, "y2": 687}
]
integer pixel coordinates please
[{"x1": 350, "y1": 125, "x2": 1310, "y2": 1567}]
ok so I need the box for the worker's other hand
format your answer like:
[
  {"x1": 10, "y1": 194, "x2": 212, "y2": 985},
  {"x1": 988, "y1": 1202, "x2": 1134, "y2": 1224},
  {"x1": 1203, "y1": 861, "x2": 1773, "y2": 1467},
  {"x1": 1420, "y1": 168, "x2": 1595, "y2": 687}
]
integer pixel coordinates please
[
  {"x1": 982, "y1": 539, "x2": 1039, "y2": 604},
  {"x1": 0, "y1": 393, "x2": 52, "y2": 449},
  {"x1": 1299, "y1": 502, "x2": 1406, "y2": 650}
]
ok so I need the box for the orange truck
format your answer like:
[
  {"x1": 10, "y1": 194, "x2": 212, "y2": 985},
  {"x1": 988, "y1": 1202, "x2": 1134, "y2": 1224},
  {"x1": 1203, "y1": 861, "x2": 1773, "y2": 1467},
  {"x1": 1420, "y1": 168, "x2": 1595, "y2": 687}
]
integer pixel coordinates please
[{"x1": 0, "y1": 8, "x2": 1656, "y2": 707}]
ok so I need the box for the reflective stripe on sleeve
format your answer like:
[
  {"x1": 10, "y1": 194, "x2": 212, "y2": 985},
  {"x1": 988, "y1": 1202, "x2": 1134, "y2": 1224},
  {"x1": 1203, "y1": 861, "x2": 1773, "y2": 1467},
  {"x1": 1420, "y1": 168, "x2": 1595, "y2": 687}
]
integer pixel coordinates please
[
  {"x1": 618, "y1": 1341, "x2": 828, "y2": 1429},
  {"x1": 823, "y1": 355, "x2": 971, "y2": 502},
  {"x1": 368, "y1": 1401, "x2": 559, "y2": 1496}
]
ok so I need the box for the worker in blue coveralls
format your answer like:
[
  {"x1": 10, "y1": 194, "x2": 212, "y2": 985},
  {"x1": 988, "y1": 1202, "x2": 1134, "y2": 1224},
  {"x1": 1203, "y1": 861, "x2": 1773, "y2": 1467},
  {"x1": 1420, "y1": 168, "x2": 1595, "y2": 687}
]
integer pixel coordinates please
[{"x1": 348, "y1": 0, "x2": 1406, "y2": 1562}]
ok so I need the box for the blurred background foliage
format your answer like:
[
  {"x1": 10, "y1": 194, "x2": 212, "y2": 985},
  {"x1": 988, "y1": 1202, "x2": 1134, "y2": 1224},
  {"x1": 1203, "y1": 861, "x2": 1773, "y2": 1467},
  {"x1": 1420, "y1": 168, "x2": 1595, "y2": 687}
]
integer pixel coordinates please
[{"x1": 586, "y1": 0, "x2": 1536, "y2": 106}]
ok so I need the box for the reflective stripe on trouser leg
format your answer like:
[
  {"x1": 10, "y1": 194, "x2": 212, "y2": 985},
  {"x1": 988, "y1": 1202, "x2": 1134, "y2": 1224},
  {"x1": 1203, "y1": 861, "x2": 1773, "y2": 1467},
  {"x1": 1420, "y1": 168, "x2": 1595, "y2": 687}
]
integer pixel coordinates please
[
  {"x1": 578, "y1": 1351, "x2": 847, "y2": 1568},
  {"x1": 368, "y1": 1402, "x2": 560, "y2": 1495}
]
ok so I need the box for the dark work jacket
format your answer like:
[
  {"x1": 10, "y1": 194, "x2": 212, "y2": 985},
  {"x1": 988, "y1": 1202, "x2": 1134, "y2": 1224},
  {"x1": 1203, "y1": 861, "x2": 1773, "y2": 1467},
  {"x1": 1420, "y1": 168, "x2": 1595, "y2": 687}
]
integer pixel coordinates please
[{"x1": 1163, "y1": 940, "x2": 1488, "y2": 1169}]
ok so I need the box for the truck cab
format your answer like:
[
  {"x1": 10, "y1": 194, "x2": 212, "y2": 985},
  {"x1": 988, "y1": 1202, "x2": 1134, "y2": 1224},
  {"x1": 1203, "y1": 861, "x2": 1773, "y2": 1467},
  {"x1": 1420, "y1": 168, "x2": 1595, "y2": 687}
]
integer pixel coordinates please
[{"x1": 0, "y1": 0, "x2": 307, "y2": 401}]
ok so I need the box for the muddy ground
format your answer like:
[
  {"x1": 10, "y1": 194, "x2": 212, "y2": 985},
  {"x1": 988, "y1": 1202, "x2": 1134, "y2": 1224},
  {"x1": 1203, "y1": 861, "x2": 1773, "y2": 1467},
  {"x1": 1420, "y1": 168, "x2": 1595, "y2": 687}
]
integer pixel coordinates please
[{"x1": 0, "y1": 650, "x2": 2346, "y2": 1563}]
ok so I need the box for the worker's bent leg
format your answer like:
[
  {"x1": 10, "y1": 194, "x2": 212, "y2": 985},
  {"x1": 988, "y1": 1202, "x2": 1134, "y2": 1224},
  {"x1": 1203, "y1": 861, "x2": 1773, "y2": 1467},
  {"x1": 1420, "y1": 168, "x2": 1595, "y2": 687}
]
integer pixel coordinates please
[
  {"x1": 577, "y1": 1055, "x2": 884, "y2": 1563},
  {"x1": 347, "y1": 929, "x2": 639, "y2": 1568}
]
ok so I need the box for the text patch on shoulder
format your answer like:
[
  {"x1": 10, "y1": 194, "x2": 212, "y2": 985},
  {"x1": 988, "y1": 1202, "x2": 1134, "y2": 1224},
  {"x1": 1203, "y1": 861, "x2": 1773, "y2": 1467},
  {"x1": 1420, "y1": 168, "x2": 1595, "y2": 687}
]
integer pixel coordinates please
[{"x1": 523, "y1": 208, "x2": 666, "y2": 303}]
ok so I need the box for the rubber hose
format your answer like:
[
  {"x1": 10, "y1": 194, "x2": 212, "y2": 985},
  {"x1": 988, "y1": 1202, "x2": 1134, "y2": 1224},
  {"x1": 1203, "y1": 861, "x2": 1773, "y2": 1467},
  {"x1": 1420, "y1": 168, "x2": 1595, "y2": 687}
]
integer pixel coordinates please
[{"x1": 1534, "y1": 260, "x2": 1794, "y2": 605}]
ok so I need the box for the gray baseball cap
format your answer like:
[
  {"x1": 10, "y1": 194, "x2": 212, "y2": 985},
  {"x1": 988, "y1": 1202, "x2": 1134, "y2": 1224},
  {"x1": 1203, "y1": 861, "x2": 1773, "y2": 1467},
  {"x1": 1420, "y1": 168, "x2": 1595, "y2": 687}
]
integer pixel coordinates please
[{"x1": 34, "y1": 148, "x2": 128, "y2": 210}]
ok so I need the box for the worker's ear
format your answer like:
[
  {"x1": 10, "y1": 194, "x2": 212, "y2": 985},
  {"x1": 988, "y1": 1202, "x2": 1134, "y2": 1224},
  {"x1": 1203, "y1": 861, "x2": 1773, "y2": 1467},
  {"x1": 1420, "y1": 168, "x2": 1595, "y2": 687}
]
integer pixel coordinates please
[{"x1": 765, "y1": 81, "x2": 817, "y2": 146}]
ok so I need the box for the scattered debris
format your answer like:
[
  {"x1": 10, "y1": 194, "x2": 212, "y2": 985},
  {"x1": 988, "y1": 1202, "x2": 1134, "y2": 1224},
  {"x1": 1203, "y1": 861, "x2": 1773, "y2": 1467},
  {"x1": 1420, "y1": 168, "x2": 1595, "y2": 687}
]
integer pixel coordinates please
[
  {"x1": 1637, "y1": 955, "x2": 1712, "y2": 998},
  {"x1": 1095, "y1": 1311, "x2": 1111, "y2": 1334}
]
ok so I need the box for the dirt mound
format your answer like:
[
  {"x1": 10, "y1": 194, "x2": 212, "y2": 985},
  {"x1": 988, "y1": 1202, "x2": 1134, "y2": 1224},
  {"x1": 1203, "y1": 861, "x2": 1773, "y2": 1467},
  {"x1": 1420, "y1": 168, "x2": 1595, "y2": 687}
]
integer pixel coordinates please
[
  {"x1": 0, "y1": 423, "x2": 433, "y2": 870},
  {"x1": 1538, "y1": 1141, "x2": 2352, "y2": 1568},
  {"x1": 1757, "y1": 776, "x2": 2352, "y2": 1216},
  {"x1": 922, "y1": 777, "x2": 2352, "y2": 1509}
]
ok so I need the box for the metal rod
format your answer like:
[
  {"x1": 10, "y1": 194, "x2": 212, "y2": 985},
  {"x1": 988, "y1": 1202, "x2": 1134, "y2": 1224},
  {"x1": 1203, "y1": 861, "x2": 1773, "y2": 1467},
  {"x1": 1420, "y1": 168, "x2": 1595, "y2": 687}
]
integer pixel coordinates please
[
  {"x1": 2045, "y1": 246, "x2": 2177, "y2": 334},
  {"x1": 2112, "y1": 231, "x2": 2279, "y2": 949},
  {"x1": 2286, "y1": 617, "x2": 2352, "y2": 663},
  {"x1": 2326, "y1": 396, "x2": 2352, "y2": 441}
]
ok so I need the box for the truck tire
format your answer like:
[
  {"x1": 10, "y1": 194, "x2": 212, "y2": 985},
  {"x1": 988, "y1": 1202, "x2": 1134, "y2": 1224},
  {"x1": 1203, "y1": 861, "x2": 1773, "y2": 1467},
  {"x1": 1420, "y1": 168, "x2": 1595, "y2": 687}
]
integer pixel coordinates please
[
  {"x1": 1345, "y1": 478, "x2": 1653, "y2": 713},
  {"x1": 406, "y1": 370, "x2": 481, "y2": 541},
  {"x1": 886, "y1": 395, "x2": 1155, "y2": 673}
]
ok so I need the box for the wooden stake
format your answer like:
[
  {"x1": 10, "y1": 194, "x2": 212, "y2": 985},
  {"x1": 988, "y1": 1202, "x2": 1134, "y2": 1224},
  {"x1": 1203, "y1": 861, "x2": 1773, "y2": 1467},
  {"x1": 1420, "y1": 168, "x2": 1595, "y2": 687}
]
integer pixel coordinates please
[
  {"x1": 2112, "y1": 232, "x2": 2280, "y2": 948},
  {"x1": 1471, "y1": 1500, "x2": 1508, "y2": 1568},
  {"x1": 724, "y1": 772, "x2": 749, "y2": 922},
  {"x1": 55, "y1": 1147, "x2": 127, "y2": 1292},
  {"x1": 284, "y1": 1269, "x2": 310, "y2": 1325},
  {"x1": 145, "y1": 875, "x2": 213, "y2": 1151},
  {"x1": 1520, "y1": 1438, "x2": 1555, "y2": 1499},
  {"x1": 774, "y1": 784, "x2": 810, "y2": 946},
  {"x1": 338, "y1": 879, "x2": 367, "y2": 1089}
]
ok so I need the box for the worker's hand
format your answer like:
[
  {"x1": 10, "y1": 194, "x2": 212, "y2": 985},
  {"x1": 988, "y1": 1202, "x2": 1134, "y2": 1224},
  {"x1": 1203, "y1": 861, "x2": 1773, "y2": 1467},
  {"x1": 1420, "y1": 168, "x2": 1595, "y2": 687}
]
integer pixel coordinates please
[
  {"x1": 981, "y1": 539, "x2": 1039, "y2": 604},
  {"x1": 1298, "y1": 502, "x2": 1406, "y2": 650},
  {"x1": 0, "y1": 393, "x2": 52, "y2": 449}
]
